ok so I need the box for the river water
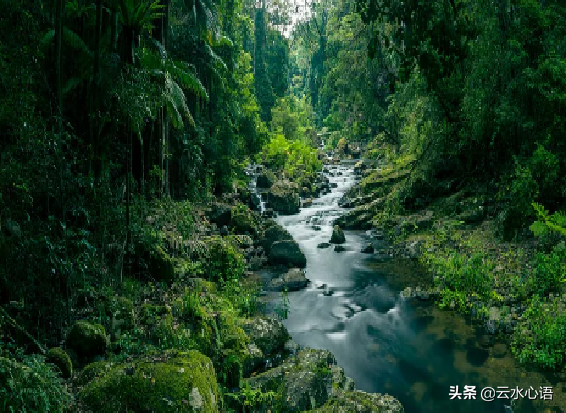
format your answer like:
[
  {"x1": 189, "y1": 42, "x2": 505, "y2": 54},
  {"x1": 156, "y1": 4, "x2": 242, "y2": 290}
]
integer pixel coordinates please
[{"x1": 260, "y1": 162, "x2": 564, "y2": 413}]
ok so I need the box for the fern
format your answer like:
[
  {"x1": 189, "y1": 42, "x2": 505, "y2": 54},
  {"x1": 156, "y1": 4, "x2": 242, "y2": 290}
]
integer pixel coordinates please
[{"x1": 530, "y1": 203, "x2": 566, "y2": 237}]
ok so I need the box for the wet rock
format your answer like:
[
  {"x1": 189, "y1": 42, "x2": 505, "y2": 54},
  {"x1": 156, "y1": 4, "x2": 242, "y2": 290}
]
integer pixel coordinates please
[
  {"x1": 241, "y1": 317, "x2": 291, "y2": 357},
  {"x1": 269, "y1": 240, "x2": 307, "y2": 268},
  {"x1": 312, "y1": 225, "x2": 322, "y2": 231},
  {"x1": 330, "y1": 182, "x2": 338, "y2": 188},
  {"x1": 302, "y1": 198, "x2": 313, "y2": 207},
  {"x1": 268, "y1": 268, "x2": 309, "y2": 291},
  {"x1": 334, "y1": 245, "x2": 346, "y2": 252},
  {"x1": 361, "y1": 243, "x2": 374, "y2": 254},
  {"x1": 330, "y1": 225, "x2": 346, "y2": 244}
]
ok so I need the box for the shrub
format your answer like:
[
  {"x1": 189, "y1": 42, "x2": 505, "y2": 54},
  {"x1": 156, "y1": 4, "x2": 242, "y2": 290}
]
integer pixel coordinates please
[
  {"x1": 511, "y1": 295, "x2": 566, "y2": 370},
  {"x1": 529, "y1": 243, "x2": 566, "y2": 296}
]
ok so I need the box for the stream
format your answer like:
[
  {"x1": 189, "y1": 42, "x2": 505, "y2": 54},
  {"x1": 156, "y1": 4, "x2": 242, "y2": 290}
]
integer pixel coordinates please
[{"x1": 250, "y1": 161, "x2": 564, "y2": 413}]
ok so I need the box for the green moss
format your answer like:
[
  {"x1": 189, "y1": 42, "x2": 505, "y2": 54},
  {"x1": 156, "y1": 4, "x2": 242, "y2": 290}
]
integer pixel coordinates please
[
  {"x1": 66, "y1": 321, "x2": 108, "y2": 359},
  {"x1": 79, "y1": 350, "x2": 219, "y2": 412},
  {"x1": 309, "y1": 390, "x2": 404, "y2": 412},
  {"x1": 47, "y1": 347, "x2": 73, "y2": 378},
  {"x1": 75, "y1": 360, "x2": 116, "y2": 387},
  {"x1": 139, "y1": 304, "x2": 172, "y2": 325}
]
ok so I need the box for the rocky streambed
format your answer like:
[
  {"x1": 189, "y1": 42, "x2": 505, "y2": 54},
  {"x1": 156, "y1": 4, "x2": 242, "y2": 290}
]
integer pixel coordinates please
[{"x1": 247, "y1": 160, "x2": 565, "y2": 413}]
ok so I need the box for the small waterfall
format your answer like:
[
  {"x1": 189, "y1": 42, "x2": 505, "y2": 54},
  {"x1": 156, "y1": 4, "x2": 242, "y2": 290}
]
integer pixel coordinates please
[{"x1": 245, "y1": 163, "x2": 266, "y2": 215}]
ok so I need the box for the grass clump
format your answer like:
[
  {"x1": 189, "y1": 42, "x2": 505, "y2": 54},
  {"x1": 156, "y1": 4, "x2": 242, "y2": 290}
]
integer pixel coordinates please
[{"x1": 511, "y1": 294, "x2": 566, "y2": 370}]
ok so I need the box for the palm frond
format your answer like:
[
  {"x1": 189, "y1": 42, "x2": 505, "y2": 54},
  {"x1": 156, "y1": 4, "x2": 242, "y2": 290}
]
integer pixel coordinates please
[
  {"x1": 167, "y1": 60, "x2": 209, "y2": 101},
  {"x1": 165, "y1": 74, "x2": 195, "y2": 128}
]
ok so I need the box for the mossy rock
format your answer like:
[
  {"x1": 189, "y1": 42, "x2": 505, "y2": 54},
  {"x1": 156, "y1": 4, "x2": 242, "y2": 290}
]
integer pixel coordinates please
[
  {"x1": 309, "y1": 390, "x2": 404, "y2": 412},
  {"x1": 268, "y1": 180, "x2": 300, "y2": 215},
  {"x1": 75, "y1": 360, "x2": 117, "y2": 387},
  {"x1": 66, "y1": 321, "x2": 108, "y2": 360},
  {"x1": 241, "y1": 316, "x2": 290, "y2": 357},
  {"x1": 148, "y1": 245, "x2": 176, "y2": 282},
  {"x1": 330, "y1": 225, "x2": 346, "y2": 244},
  {"x1": 243, "y1": 349, "x2": 338, "y2": 412},
  {"x1": 259, "y1": 222, "x2": 293, "y2": 254},
  {"x1": 231, "y1": 206, "x2": 258, "y2": 236},
  {"x1": 46, "y1": 347, "x2": 73, "y2": 378},
  {"x1": 79, "y1": 350, "x2": 219, "y2": 412}
]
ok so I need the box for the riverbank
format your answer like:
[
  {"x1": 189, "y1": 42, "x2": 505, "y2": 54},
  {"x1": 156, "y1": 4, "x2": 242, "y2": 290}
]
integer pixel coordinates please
[
  {"x1": 335, "y1": 157, "x2": 566, "y2": 412},
  {"x1": 0, "y1": 160, "x2": 404, "y2": 412}
]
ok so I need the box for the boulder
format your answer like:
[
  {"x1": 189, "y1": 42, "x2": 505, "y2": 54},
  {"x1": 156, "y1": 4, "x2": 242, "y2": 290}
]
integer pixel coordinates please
[
  {"x1": 334, "y1": 246, "x2": 346, "y2": 252},
  {"x1": 207, "y1": 202, "x2": 232, "y2": 227},
  {"x1": 257, "y1": 170, "x2": 276, "y2": 188},
  {"x1": 269, "y1": 240, "x2": 307, "y2": 268},
  {"x1": 259, "y1": 222, "x2": 293, "y2": 254},
  {"x1": 330, "y1": 225, "x2": 346, "y2": 244},
  {"x1": 46, "y1": 347, "x2": 73, "y2": 378},
  {"x1": 261, "y1": 208, "x2": 275, "y2": 218},
  {"x1": 241, "y1": 317, "x2": 291, "y2": 357},
  {"x1": 317, "y1": 243, "x2": 331, "y2": 249},
  {"x1": 231, "y1": 206, "x2": 258, "y2": 236},
  {"x1": 244, "y1": 349, "x2": 352, "y2": 412},
  {"x1": 311, "y1": 390, "x2": 404, "y2": 413},
  {"x1": 65, "y1": 321, "x2": 108, "y2": 360},
  {"x1": 78, "y1": 350, "x2": 219, "y2": 413},
  {"x1": 268, "y1": 180, "x2": 300, "y2": 215},
  {"x1": 361, "y1": 244, "x2": 374, "y2": 254},
  {"x1": 269, "y1": 268, "x2": 309, "y2": 291},
  {"x1": 147, "y1": 245, "x2": 175, "y2": 281}
]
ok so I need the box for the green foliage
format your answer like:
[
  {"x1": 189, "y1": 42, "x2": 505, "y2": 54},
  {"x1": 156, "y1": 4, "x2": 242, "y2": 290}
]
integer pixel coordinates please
[
  {"x1": 530, "y1": 203, "x2": 566, "y2": 238},
  {"x1": 203, "y1": 237, "x2": 245, "y2": 283},
  {"x1": 511, "y1": 295, "x2": 566, "y2": 370},
  {"x1": 259, "y1": 133, "x2": 322, "y2": 181},
  {"x1": 219, "y1": 278, "x2": 262, "y2": 318},
  {"x1": 425, "y1": 251, "x2": 495, "y2": 300},
  {"x1": 274, "y1": 289, "x2": 290, "y2": 321},
  {"x1": 270, "y1": 95, "x2": 314, "y2": 142},
  {"x1": 225, "y1": 381, "x2": 278, "y2": 409},
  {"x1": 0, "y1": 353, "x2": 73, "y2": 413},
  {"x1": 529, "y1": 243, "x2": 566, "y2": 296}
]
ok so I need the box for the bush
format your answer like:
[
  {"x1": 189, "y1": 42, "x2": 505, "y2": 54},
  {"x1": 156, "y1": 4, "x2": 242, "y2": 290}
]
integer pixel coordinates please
[
  {"x1": 203, "y1": 237, "x2": 245, "y2": 283},
  {"x1": 511, "y1": 295, "x2": 566, "y2": 370},
  {"x1": 426, "y1": 251, "x2": 495, "y2": 300},
  {"x1": 529, "y1": 243, "x2": 566, "y2": 296}
]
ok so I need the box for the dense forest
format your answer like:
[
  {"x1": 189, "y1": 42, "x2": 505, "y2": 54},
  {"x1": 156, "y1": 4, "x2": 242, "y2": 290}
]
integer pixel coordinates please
[{"x1": 1, "y1": 0, "x2": 565, "y2": 411}]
